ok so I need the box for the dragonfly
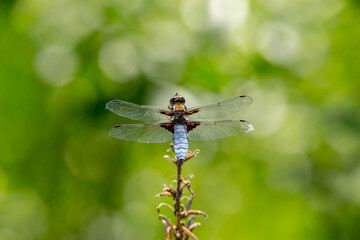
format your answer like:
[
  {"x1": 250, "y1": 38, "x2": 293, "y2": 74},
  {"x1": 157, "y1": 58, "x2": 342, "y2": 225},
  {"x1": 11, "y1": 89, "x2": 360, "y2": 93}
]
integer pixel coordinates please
[{"x1": 106, "y1": 94, "x2": 254, "y2": 164}]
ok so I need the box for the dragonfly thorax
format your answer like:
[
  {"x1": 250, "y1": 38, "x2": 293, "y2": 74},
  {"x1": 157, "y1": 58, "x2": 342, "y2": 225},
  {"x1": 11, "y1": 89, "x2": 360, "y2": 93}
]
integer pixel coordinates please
[{"x1": 171, "y1": 104, "x2": 188, "y2": 123}]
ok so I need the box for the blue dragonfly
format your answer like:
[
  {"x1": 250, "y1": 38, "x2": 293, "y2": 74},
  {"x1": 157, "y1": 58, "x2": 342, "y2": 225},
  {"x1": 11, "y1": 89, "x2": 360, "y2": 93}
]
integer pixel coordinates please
[{"x1": 106, "y1": 94, "x2": 253, "y2": 164}]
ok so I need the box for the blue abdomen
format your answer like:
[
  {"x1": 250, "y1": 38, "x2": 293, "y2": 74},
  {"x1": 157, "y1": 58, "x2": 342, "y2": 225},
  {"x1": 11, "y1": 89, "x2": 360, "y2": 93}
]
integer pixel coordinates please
[{"x1": 173, "y1": 124, "x2": 189, "y2": 164}]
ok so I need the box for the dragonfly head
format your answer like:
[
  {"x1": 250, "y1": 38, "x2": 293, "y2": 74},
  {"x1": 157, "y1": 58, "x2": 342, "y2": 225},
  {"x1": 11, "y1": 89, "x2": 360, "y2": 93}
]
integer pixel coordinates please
[{"x1": 170, "y1": 94, "x2": 185, "y2": 105}]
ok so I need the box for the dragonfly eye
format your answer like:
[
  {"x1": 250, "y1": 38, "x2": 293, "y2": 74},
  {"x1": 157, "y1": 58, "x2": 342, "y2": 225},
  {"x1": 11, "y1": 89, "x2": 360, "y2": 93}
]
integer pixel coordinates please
[{"x1": 170, "y1": 95, "x2": 185, "y2": 104}]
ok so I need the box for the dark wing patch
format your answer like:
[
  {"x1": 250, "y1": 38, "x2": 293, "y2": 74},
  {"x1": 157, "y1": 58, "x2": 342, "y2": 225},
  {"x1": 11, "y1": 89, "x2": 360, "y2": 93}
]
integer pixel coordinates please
[
  {"x1": 159, "y1": 110, "x2": 173, "y2": 117},
  {"x1": 160, "y1": 123, "x2": 174, "y2": 133},
  {"x1": 186, "y1": 121, "x2": 201, "y2": 132},
  {"x1": 185, "y1": 109, "x2": 200, "y2": 115}
]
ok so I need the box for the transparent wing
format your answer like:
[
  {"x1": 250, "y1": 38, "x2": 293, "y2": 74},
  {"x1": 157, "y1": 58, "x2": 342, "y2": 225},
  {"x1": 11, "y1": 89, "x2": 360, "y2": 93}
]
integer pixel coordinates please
[
  {"x1": 187, "y1": 95, "x2": 253, "y2": 120},
  {"x1": 109, "y1": 123, "x2": 173, "y2": 143},
  {"x1": 188, "y1": 120, "x2": 254, "y2": 141},
  {"x1": 106, "y1": 99, "x2": 170, "y2": 121}
]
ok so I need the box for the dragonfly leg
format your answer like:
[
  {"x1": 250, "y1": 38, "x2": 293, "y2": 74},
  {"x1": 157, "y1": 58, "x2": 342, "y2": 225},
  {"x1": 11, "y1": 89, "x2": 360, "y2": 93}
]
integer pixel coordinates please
[
  {"x1": 167, "y1": 143, "x2": 175, "y2": 152},
  {"x1": 164, "y1": 154, "x2": 178, "y2": 164},
  {"x1": 166, "y1": 144, "x2": 199, "y2": 164},
  {"x1": 183, "y1": 149, "x2": 200, "y2": 163}
]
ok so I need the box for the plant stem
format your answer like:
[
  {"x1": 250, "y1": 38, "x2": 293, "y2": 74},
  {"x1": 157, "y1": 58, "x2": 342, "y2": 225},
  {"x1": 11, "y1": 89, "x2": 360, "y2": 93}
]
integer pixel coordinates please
[
  {"x1": 175, "y1": 162, "x2": 182, "y2": 239},
  {"x1": 158, "y1": 149, "x2": 203, "y2": 239}
]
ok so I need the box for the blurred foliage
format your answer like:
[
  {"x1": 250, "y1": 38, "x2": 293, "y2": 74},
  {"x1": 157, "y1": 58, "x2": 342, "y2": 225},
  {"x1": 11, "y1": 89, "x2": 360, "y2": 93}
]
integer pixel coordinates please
[{"x1": 1, "y1": 0, "x2": 360, "y2": 239}]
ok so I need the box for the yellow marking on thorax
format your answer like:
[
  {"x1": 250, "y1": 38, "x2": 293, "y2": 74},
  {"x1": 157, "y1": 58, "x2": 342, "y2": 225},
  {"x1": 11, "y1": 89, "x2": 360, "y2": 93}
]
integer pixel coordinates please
[{"x1": 174, "y1": 104, "x2": 185, "y2": 111}]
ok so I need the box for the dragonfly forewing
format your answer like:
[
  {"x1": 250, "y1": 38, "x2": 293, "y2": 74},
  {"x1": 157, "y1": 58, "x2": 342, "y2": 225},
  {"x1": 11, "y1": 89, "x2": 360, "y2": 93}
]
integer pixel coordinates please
[
  {"x1": 106, "y1": 100, "x2": 170, "y2": 121},
  {"x1": 187, "y1": 95, "x2": 253, "y2": 120}
]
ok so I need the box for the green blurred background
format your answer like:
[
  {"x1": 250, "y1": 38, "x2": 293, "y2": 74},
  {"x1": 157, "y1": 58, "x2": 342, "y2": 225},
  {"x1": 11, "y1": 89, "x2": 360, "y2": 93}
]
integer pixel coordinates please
[{"x1": 1, "y1": 0, "x2": 360, "y2": 239}]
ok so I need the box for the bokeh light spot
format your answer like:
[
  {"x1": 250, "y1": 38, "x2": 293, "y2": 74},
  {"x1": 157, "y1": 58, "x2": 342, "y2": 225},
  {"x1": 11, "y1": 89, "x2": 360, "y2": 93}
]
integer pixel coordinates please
[
  {"x1": 98, "y1": 39, "x2": 139, "y2": 82},
  {"x1": 181, "y1": 0, "x2": 208, "y2": 31},
  {"x1": 208, "y1": 0, "x2": 249, "y2": 29},
  {"x1": 34, "y1": 45, "x2": 78, "y2": 86},
  {"x1": 138, "y1": 21, "x2": 192, "y2": 82},
  {"x1": 0, "y1": 193, "x2": 47, "y2": 240},
  {"x1": 258, "y1": 22, "x2": 301, "y2": 66},
  {"x1": 85, "y1": 212, "x2": 132, "y2": 240}
]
